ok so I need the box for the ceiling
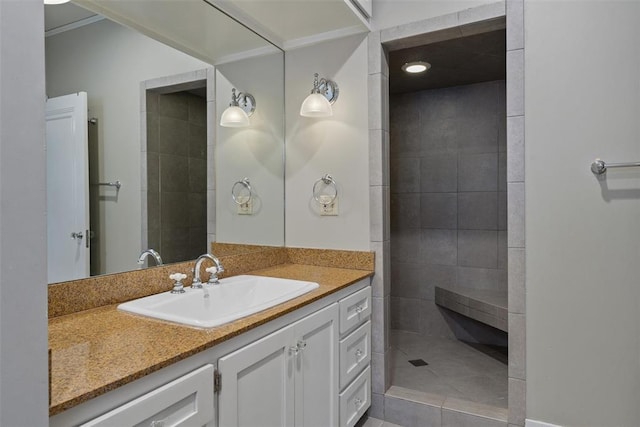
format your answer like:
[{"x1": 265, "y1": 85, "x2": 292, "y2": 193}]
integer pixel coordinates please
[
  {"x1": 45, "y1": 2, "x2": 97, "y2": 32},
  {"x1": 389, "y1": 29, "x2": 506, "y2": 95}
]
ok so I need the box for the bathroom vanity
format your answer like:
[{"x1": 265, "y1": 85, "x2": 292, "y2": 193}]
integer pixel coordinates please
[{"x1": 49, "y1": 260, "x2": 373, "y2": 427}]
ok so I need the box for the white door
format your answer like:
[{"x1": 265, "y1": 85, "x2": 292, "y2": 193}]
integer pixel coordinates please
[
  {"x1": 46, "y1": 92, "x2": 90, "y2": 283},
  {"x1": 293, "y1": 304, "x2": 339, "y2": 427},
  {"x1": 218, "y1": 323, "x2": 296, "y2": 427}
]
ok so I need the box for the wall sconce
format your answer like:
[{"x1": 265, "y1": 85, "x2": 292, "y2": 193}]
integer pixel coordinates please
[
  {"x1": 220, "y1": 88, "x2": 256, "y2": 128},
  {"x1": 300, "y1": 73, "x2": 339, "y2": 118}
]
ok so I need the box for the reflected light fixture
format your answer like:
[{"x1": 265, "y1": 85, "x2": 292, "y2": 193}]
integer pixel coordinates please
[
  {"x1": 220, "y1": 88, "x2": 256, "y2": 128},
  {"x1": 402, "y1": 61, "x2": 431, "y2": 74},
  {"x1": 44, "y1": 0, "x2": 71, "y2": 4},
  {"x1": 300, "y1": 73, "x2": 339, "y2": 118}
]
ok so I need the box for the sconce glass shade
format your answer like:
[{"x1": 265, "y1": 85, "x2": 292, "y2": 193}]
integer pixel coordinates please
[
  {"x1": 220, "y1": 106, "x2": 250, "y2": 127},
  {"x1": 44, "y1": 0, "x2": 71, "y2": 4},
  {"x1": 300, "y1": 93, "x2": 333, "y2": 117}
]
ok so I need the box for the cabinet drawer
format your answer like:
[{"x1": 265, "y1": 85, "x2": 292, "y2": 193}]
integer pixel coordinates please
[
  {"x1": 81, "y1": 365, "x2": 214, "y2": 427},
  {"x1": 339, "y1": 286, "x2": 371, "y2": 335},
  {"x1": 339, "y1": 321, "x2": 371, "y2": 390},
  {"x1": 339, "y1": 365, "x2": 371, "y2": 427}
]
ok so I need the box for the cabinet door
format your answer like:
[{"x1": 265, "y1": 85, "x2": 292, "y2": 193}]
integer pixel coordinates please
[
  {"x1": 293, "y1": 304, "x2": 339, "y2": 427},
  {"x1": 218, "y1": 324, "x2": 295, "y2": 427}
]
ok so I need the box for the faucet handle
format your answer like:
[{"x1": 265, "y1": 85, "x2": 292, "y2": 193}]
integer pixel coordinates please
[
  {"x1": 206, "y1": 266, "x2": 222, "y2": 284},
  {"x1": 169, "y1": 273, "x2": 187, "y2": 294}
]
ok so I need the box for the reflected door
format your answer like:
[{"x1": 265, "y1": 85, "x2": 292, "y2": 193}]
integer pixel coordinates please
[{"x1": 46, "y1": 92, "x2": 90, "y2": 283}]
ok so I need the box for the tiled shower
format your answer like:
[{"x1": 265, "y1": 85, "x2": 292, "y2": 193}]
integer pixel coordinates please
[
  {"x1": 146, "y1": 91, "x2": 208, "y2": 264},
  {"x1": 389, "y1": 80, "x2": 509, "y2": 407}
]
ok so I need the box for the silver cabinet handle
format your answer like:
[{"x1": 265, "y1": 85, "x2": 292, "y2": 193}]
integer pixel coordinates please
[
  {"x1": 289, "y1": 345, "x2": 300, "y2": 356},
  {"x1": 355, "y1": 305, "x2": 363, "y2": 313},
  {"x1": 355, "y1": 349, "x2": 363, "y2": 359},
  {"x1": 355, "y1": 398, "x2": 363, "y2": 409},
  {"x1": 70, "y1": 231, "x2": 83, "y2": 240},
  {"x1": 297, "y1": 341, "x2": 307, "y2": 351}
]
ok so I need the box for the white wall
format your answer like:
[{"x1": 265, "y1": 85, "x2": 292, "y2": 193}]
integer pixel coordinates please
[
  {"x1": 285, "y1": 34, "x2": 370, "y2": 250},
  {"x1": 526, "y1": 1, "x2": 640, "y2": 425},
  {"x1": 216, "y1": 53, "x2": 285, "y2": 245},
  {"x1": 0, "y1": 1, "x2": 48, "y2": 425},
  {"x1": 371, "y1": 0, "x2": 496, "y2": 30},
  {"x1": 46, "y1": 19, "x2": 209, "y2": 276}
]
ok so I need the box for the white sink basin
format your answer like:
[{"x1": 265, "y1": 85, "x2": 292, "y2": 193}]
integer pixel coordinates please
[{"x1": 117, "y1": 275, "x2": 319, "y2": 328}]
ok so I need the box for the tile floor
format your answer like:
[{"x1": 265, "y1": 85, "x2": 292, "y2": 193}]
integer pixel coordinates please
[
  {"x1": 357, "y1": 416, "x2": 401, "y2": 427},
  {"x1": 390, "y1": 329, "x2": 508, "y2": 409}
]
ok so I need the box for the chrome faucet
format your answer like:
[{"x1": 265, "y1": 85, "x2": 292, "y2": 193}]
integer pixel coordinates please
[
  {"x1": 138, "y1": 249, "x2": 163, "y2": 267},
  {"x1": 192, "y1": 253, "x2": 224, "y2": 288}
]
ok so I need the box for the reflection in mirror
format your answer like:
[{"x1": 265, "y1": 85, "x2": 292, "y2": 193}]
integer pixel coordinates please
[{"x1": 44, "y1": 1, "x2": 284, "y2": 284}]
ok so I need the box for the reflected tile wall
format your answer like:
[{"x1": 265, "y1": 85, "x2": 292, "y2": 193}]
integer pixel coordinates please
[
  {"x1": 147, "y1": 91, "x2": 207, "y2": 264},
  {"x1": 390, "y1": 81, "x2": 507, "y2": 336}
]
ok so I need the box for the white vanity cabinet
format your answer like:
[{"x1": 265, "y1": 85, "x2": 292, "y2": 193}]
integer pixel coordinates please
[
  {"x1": 337, "y1": 286, "x2": 372, "y2": 427},
  {"x1": 81, "y1": 365, "x2": 215, "y2": 427},
  {"x1": 217, "y1": 303, "x2": 339, "y2": 427},
  {"x1": 50, "y1": 280, "x2": 371, "y2": 427}
]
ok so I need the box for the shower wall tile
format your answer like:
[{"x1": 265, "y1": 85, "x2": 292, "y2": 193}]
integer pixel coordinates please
[
  {"x1": 507, "y1": 0, "x2": 524, "y2": 51},
  {"x1": 188, "y1": 157, "x2": 207, "y2": 193},
  {"x1": 498, "y1": 152, "x2": 507, "y2": 191},
  {"x1": 160, "y1": 154, "x2": 189, "y2": 192},
  {"x1": 508, "y1": 248, "x2": 526, "y2": 314},
  {"x1": 507, "y1": 115, "x2": 525, "y2": 182},
  {"x1": 159, "y1": 91, "x2": 189, "y2": 120},
  {"x1": 390, "y1": 126, "x2": 421, "y2": 159},
  {"x1": 457, "y1": 267, "x2": 501, "y2": 291},
  {"x1": 458, "y1": 152, "x2": 498, "y2": 192},
  {"x1": 498, "y1": 191, "x2": 507, "y2": 230},
  {"x1": 507, "y1": 182, "x2": 525, "y2": 248},
  {"x1": 419, "y1": 300, "x2": 457, "y2": 338},
  {"x1": 390, "y1": 157, "x2": 420, "y2": 193},
  {"x1": 188, "y1": 192, "x2": 207, "y2": 227},
  {"x1": 420, "y1": 117, "x2": 459, "y2": 154},
  {"x1": 391, "y1": 262, "x2": 425, "y2": 299},
  {"x1": 161, "y1": 192, "x2": 189, "y2": 228},
  {"x1": 147, "y1": 152, "x2": 160, "y2": 194},
  {"x1": 458, "y1": 192, "x2": 498, "y2": 230},
  {"x1": 146, "y1": 91, "x2": 158, "y2": 113},
  {"x1": 391, "y1": 229, "x2": 421, "y2": 264},
  {"x1": 371, "y1": 240, "x2": 391, "y2": 298},
  {"x1": 498, "y1": 231, "x2": 508, "y2": 270},
  {"x1": 508, "y1": 313, "x2": 526, "y2": 380},
  {"x1": 506, "y1": 49, "x2": 524, "y2": 117},
  {"x1": 390, "y1": 296, "x2": 421, "y2": 332},
  {"x1": 391, "y1": 193, "x2": 420, "y2": 230},
  {"x1": 146, "y1": 112, "x2": 159, "y2": 153},
  {"x1": 508, "y1": 378, "x2": 526, "y2": 426},
  {"x1": 188, "y1": 123, "x2": 207, "y2": 159},
  {"x1": 188, "y1": 95, "x2": 207, "y2": 126},
  {"x1": 369, "y1": 129, "x2": 390, "y2": 187},
  {"x1": 420, "y1": 153, "x2": 458, "y2": 192},
  {"x1": 420, "y1": 193, "x2": 457, "y2": 229},
  {"x1": 158, "y1": 116, "x2": 189, "y2": 156},
  {"x1": 458, "y1": 230, "x2": 498, "y2": 269},
  {"x1": 421, "y1": 229, "x2": 457, "y2": 266},
  {"x1": 372, "y1": 297, "x2": 387, "y2": 354}
]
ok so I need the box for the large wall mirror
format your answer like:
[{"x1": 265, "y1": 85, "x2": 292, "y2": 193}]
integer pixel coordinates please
[{"x1": 45, "y1": 0, "x2": 284, "y2": 284}]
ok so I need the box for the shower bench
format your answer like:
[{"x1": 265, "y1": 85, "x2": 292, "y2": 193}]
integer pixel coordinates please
[{"x1": 435, "y1": 286, "x2": 507, "y2": 332}]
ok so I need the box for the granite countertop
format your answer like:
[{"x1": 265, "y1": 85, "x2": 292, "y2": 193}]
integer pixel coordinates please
[{"x1": 49, "y1": 263, "x2": 373, "y2": 416}]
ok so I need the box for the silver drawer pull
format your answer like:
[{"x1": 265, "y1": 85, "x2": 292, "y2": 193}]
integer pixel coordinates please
[
  {"x1": 355, "y1": 305, "x2": 363, "y2": 313},
  {"x1": 355, "y1": 397, "x2": 363, "y2": 409},
  {"x1": 297, "y1": 340, "x2": 307, "y2": 351},
  {"x1": 289, "y1": 345, "x2": 300, "y2": 356},
  {"x1": 355, "y1": 349, "x2": 363, "y2": 359}
]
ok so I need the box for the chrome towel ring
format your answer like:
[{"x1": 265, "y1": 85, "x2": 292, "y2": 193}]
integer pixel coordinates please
[
  {"x1": 231, "y1": 178, "x2": 253, "y2": 205},
  {"x1": 313, "y1": 174, "x2": 338, "y2": 206}
]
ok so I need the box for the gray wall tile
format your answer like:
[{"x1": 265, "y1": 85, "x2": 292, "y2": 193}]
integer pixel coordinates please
[
  {"x1": 506, "y1": 49, "x2": 524, "y2": 117},
  {"x1": 508, "y1": 314, "x2": 526, "y2": 380},
  {"x1": 369, "y1": 392, "x2": 385, "y2": 420},
  {"x1": 507, "y1": 116, "x2": 525, "y2": 182},
  {"x1": 372, "y1": 297, "x2": 387, "y2": 354},
  {"x1": 384, "y1": 395, "x2": 442, "y2": 427},
  {"x1": 419, "y1": 300, "x2": 457, "y2": 338},
  {"x1": 158, "y1": 92, "x2": 189, "y2": 120},
  {"x1": 508, "y1": 248, "x2": 525, "y2": 314},
  {"x1": 457, "y1": 267, "x2": 501, "y2": 291},
  {"x1": 371, "y1": 240, "x2": 391, "y2": 298},
  {"x1": 421, "y1": 193, "x2": 457, "y2": 229},
  {"x1": 390, "y1": 157, "x2": 420, "y2": 193},
  {"x1": 458, "y1": 230, "x2": 498, "y2": 269},
  {"x1": 370, "y1": 129, "x2": 390, "y2": 186},
  {"x1": 498, "y1": 192, "x2": 507, "y2": 231},
  {"x1": 160, "y1": 154, "x2": 189, "y2": 192},
  {"x1": 507, "y1": 182, "x2": 525, "y2": 248},
  {"x1": 459, "y1": 152, "x2": 498, "y2": 192},
  {"x1": 391, "y1": 296, "x2": 421, "y2": 332},
  {"x1": 508, "y1": 378, "x2": 526, "y2": 426},
  {"x1": 421, "y1": 229, "x2": 458, "y2": 266},
  {"x1": 391, "y1": 229, "x2": 421, "y2": 264},
  {"x1": 506, "y1": 0, "x2": 524, "y2": 51},
  {"x1": 391, "y1": 193, "x2": 420, "y2": 230},
  {"x1": 498, "y1": 230, "x2": 508, "y2": 270},
  {"x1": 421, "y1": 153, "x2": 458, "y2": 192},
  {"x1": 442, "y1": 409, "x2": 507, "y2": 427},
  {"x1": 159, "y1": 116, "x2": 189, "y2": 156},
  {"x1": 458, "y1": 192, "x2": 498, "y2": 230}
]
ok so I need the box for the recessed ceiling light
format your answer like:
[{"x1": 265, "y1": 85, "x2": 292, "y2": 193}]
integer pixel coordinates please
[
  {"x1": 402, "y1": 61, "x2": 431, "y2": 74},
  {"x1": 44, "y1": 0, "x2": 71, "y2": 4}
]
